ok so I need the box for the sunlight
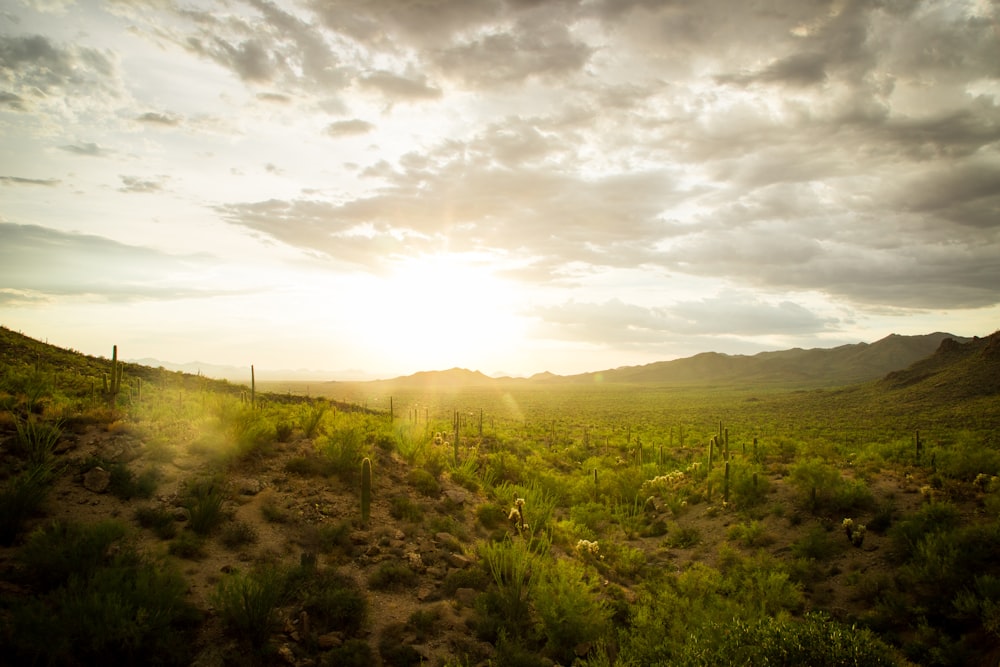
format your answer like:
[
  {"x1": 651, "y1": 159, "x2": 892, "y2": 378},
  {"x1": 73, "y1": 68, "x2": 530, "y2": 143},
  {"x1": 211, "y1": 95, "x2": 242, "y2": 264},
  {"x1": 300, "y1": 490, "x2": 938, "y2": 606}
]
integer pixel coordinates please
[{"x1": 349, "y1": 252, "x2": 526, "y2": 374}]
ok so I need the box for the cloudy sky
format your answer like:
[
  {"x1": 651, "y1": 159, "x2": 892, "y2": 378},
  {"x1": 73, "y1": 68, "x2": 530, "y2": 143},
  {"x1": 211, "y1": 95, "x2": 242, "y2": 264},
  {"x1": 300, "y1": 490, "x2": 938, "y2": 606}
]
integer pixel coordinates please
[{"x1": 2, "y1": 0, "x2": 999, "y2": 379}]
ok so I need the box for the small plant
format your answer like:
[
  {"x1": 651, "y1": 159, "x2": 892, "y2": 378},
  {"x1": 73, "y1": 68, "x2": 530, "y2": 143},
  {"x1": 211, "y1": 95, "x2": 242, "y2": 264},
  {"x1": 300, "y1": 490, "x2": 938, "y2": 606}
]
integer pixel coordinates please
[
  {"x1": 0, "y1": 463, "x2": 55, "y2": 545},
  {"x1": 407, "y1": 468, "x2": 441, "y2": 497},
  {"x1": 168, "y1": 530, "x2": 205, "y2": 559},
  {"x1": 17, "y1": 519, "x2": 128, "y2": 591},
  {"x1": 665, "y1": 524, "x2": 701, "y2": 548},
  {"x1": 220, "y1": 520, "x2": 259, "y2": 549},
  {"x1": 390, "y1": 494, "x2": 424, "y2": 522},
  {"x1": 298, "y1": 568, "x2": 367, "y2": 636},
  {"x1": 14, "y1": 416, "x2": 61, "y2": 466},
  {"x1": 134, "y1": 505, "x2": 178, "y2": 539},
  {"x1": 184, "y1": 476, "x2": 228, "y2": 535},
  {"x1": 367, "y1": 561, "x2": 419, "y2": 591},
  {"x1": 260, "y1": 496, "x2": 291, "y2": 523},
  {"x1": 476, "y1": 502, "x2": 508, "y2": 530},
  {"x1": 212, "y1": 566, "x2": 287, "y2": 649}
]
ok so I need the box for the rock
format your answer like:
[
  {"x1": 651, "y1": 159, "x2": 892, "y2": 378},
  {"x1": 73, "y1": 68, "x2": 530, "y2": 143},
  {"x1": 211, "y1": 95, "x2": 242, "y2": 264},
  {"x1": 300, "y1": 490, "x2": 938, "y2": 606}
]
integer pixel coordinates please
[
  {"x1": 83, "y1": 467, "x2": 111, "y2": 493},
  {"x1": 445, "y1": 487, "x2": 469, "y2": 505},
  {"x1": 447, "y1": 553, "x2": 471, "y2": 569},
  {"x1": 173, "y1": 507, "x2": 191, "y2": 522}
]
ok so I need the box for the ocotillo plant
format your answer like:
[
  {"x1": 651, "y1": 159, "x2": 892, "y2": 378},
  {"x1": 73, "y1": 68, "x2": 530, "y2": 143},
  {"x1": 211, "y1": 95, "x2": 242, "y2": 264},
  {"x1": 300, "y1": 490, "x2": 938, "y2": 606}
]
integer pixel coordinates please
[{"x1": 360, "y1": 457, "x2": 372, "y2": 525}]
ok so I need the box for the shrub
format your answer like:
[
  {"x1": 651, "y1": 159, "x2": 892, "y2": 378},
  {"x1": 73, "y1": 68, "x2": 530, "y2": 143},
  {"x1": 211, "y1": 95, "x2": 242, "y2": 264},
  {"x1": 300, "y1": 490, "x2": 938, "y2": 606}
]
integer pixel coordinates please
[
  {"x1": 220, "y1": 520, "x2": 259, "y2": 549},
  {"x1": 671, "y1": 612, "x2": 900, "y2": 666},
  {"x1": 665, "y1": 524, "x2": 701, "y2": 548},
  {"x1": 378, "y1": 622, "x2": 424, "y2": 666},
  {"x1": 318, "y1": 426, "x2": 365, "y2": 480},
  {"x1": 390, "y1": 495, "x2": 424, "y2": 522},
  {"x1": 728, "y1": 520, "x2": 773, "y2": 548},
  {"x1": 300, "y1": 402, "x2": 328, "y2": 439},
  {"x1": 4, "y1": 547, "x2": 200, "y2": 666},
  {"x1": 322, "y1": 639, "x2": 374, "y2": 667},
  {"x1": 134, "y1": 505, "x2": 177, "y2": 539},
  {"x1": 368, "y1": 561, "x2": 419, "y2": 591},
  {"x1": 168, "y1": 530, "x2": 205, "y2": 559},
  {"x1": 260, "y1": 496, "x2": 291, "y2": 523},
  {"x1": 300, "y1": 569, "x2": 367, "y2": 635},
  {"x1": 792, "y1": 524, "x2": 839, "y2": 561},
  {"x1": 14, "y1": 416, "x2": 61, "y2": 466},
  {"x1": 407, "y1": 468, "x2": 441, "y2": 497},
  {"x1": 0, "y1": 463, "x2": 55, "y2": 545},
  {"x1": 107, "y1": 462, "x2": 159, "y2": 500},
  {"x1": 476, "y1": 502, "x2": 508, "y2": 529},
  {"x1": 18, "y1": 519, "x2": 129, "y2": 591},
  {"x1": 184, "y1": 476, "x2": 228, "y2": 535},
  {"x1": 533, "y1": 558, "x2": 610, "y2": 664},
  {"x1": 212, "y1": 566, "x2": 287, "y2": 649}
]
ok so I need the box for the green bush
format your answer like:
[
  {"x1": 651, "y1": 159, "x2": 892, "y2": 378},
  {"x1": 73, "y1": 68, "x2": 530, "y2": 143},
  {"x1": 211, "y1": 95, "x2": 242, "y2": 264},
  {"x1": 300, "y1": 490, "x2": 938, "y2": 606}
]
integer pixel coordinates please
[
  {"x1": 4, "y1": 547, "x2": 200, "y2": 666},
  {"x1": 134, "y1": 505, "x2": 177, "y2": 539},
  {"x1": 671, "y1": 612, "x2": 900, "y2": 666},
  {"x1": 368, "y1": 561, "x2": 419, "y2": 591},
  {"x1": 212, "y1": 566, "x2": 287, "y2": 649},
  {"x1": 0, "y1": 463, "x2": 55, "y2": 545},
  {"x1": 792, "y1": 524, "x2": 840, "y2": 561},
  {"x1": 407, "y1": 468, "x2": 441, "y2": 497},
  {"x1": 17, "y1": 519, "x2": 128, "y2": 591},
  {"x1": 533, "y1": 558, "x2": 610, "y2": 664},
  {"x1": 220, "y1": 520, "x2": 259, "y2": 549},
  {"x1": 184, "y1": 476, "x2": 228, "y2": 535},
  {"x1": 390, "y1": 494, "x2": 424, "y2": 522},
  {"x1": 299, "y1": 568, "x2": 367, "y2": 635},
  {"x1": 168, "y1": 530, "x2": 205, "y2": 559},
  {"x1": 476, "y1": 502, "x2": 508, "y2": 529},
  {"x1": 13, "y1": 415, "x2": 61, "y2": 466},
  {"x1": 322, "y1": 639, "x2": 374, "y2": 667}
]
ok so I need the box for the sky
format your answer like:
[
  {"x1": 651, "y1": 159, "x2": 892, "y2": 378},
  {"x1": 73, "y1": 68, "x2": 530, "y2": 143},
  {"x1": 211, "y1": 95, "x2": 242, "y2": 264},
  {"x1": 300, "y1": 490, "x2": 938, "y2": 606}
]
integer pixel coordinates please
[{"x1": 1, "y1": 0, "x2": 999, "y2": 380}]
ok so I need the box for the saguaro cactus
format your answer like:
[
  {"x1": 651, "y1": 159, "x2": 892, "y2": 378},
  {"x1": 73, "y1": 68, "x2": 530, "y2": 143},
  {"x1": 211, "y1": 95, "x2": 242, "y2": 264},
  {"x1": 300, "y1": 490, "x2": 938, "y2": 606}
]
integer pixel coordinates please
[
  {"x1": 361, "y1": 457, "x2": 372, "y2": 525},
  {"x1": 102, "y1": 344, "x2": 123, "y2": 407}
]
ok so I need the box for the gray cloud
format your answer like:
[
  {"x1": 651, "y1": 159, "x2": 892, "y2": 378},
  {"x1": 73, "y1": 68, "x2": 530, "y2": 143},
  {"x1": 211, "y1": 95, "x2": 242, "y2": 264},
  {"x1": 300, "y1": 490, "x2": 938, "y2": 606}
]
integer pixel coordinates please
[
  {"x1": 358, "y1": 71, "x2": 441, "y2": 100},
  {"x1": 136, "y1": 111, "x2": 181, "y2": 125},
  {"x1": 0, "y1": 222, "x2": 225, "y2": 301},
  {"x1": 326, "y1": 119, "x2": 374, "y2": 137},
  {"x1": 0, "y1": 175, "x2": 59, "y2": 186},
  {"x1": 0, "y1": 90, "x2": 25, "y2": 110},
  {"x1": 58, "y1": 142, "x2": 111, "y2": 157},
  {"x1": 0, "y1": 34, "x2": 121, "y2": 102},
  {"x1": 118, "y1": 175, "x2": 167, "y2": 193},
  {"x1": 530, "y1": 293, "x2": 838, "y2": 349}
]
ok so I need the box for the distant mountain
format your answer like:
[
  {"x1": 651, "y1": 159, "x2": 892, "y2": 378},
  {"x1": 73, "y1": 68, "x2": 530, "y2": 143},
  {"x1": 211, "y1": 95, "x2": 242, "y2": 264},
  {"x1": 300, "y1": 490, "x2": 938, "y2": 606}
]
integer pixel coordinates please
[
  {"x1": 879, "y1": 331, "x2": 1000, "y2": 399},
  {"x1": 338, "y1": 332, "x2": 971, "y2": 389},
  {"x1": 539, "y1": 332, "x2": 970, "y2": 387},
  {"x1": 127, "y1": 358, "x2": 377, "y2": 383}
]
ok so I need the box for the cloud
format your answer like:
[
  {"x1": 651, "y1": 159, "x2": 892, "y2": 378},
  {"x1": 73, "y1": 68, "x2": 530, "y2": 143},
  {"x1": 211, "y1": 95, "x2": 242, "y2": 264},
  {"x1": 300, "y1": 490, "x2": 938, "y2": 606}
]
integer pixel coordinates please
[
  {"x1": 0, "y1": 222, "x2": 226, "y2": 301},
  {"x1": 0, "y1": 176, "x2": 59, "y2": 186},
  {"x1": 530, "y1": 293, "x2": 838, "y2": 348},
  {"x1": 0, "y1": 34, "x2": 123, "y2": 109},
  {"x1": 358, "y1": 71, "x2": 441, "y2": 101},
  {"x1": 0, "y1": 91, "x2": 26, "y2": 110},
  {"x1": 58, "y1": 142, "x2": 111, "y2": 157},
  {"x1": 136, "y1": 111, "x2": 181, "y2": 125},
  {"x1": 325, "y1": 119, "x2": 374, "y2": 138},
  {"x1": 433, "y1": 21, "x2": 593, "y2": 87},
  {"x1": 118, "y1": 175, "x2": 167, "y2": 193}
]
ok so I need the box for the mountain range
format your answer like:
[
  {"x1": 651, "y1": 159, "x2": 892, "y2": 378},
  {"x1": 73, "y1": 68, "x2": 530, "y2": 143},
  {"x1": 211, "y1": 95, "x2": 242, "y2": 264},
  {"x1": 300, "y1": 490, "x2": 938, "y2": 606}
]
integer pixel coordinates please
[{"x1": 330, "y1": 332, "x2": 974, "y2": 389}]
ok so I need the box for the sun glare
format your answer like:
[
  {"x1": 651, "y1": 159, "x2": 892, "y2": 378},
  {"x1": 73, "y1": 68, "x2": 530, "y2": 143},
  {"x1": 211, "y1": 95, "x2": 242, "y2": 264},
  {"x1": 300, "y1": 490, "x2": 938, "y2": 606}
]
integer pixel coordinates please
[{"x1": 349, "y1": 253, "x2": 525, "y2": 373}]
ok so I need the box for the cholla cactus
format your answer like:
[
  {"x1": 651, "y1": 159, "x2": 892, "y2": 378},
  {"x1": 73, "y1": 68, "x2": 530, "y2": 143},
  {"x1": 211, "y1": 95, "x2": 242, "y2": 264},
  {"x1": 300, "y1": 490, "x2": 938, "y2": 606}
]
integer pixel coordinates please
[
  {"x1": 851, "y1": 524, "x2": 867, "y2": 547},
  {"x1": 843, "y1": 517, "x2": 855, "y2": 541},
  {"x1": 575, "y1": 539, "x2": 600, "y2": 556},
  {"x1": 508, "y1": 498, "x2": 526, "y2": 532}
]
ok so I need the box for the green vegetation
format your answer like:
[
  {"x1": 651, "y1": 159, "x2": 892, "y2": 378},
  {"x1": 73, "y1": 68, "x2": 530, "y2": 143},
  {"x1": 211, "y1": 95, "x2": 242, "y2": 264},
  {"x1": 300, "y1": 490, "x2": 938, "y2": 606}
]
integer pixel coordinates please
[{"x1": 1, "y1": 325, "x2": 999, "y2": 665}]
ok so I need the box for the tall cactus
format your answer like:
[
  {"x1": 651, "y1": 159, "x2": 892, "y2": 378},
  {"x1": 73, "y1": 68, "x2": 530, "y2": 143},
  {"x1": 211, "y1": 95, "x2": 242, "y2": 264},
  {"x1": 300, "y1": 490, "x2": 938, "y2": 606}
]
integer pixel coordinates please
[
  {"x1": 723, "y1": 461, "x2": 730, "y2": 504},
  {"x1": 102, "y1": 344, "x2": 123, "y2": 407},
  {"x1": 361, "y1": 457, "x2": 372, "y2": 525}
]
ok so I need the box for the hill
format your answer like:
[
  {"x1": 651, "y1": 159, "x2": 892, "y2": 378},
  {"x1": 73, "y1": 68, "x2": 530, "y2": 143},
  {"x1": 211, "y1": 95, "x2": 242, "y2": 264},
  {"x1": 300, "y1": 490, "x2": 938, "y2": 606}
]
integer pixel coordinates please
[
  {"x1": 879, "y1": 331, "x2": 1000, "y2": 399},
  {"x1": 339, "y1": 332, "x2": 968, "y2": 391}
]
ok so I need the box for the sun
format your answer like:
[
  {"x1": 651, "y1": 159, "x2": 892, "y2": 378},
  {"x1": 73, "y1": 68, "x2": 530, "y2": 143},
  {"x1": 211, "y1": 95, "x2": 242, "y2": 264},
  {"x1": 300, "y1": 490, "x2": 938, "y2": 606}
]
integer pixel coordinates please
[{"x1": 351, "y1": 252, "x2": 525, "y2": 373}]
